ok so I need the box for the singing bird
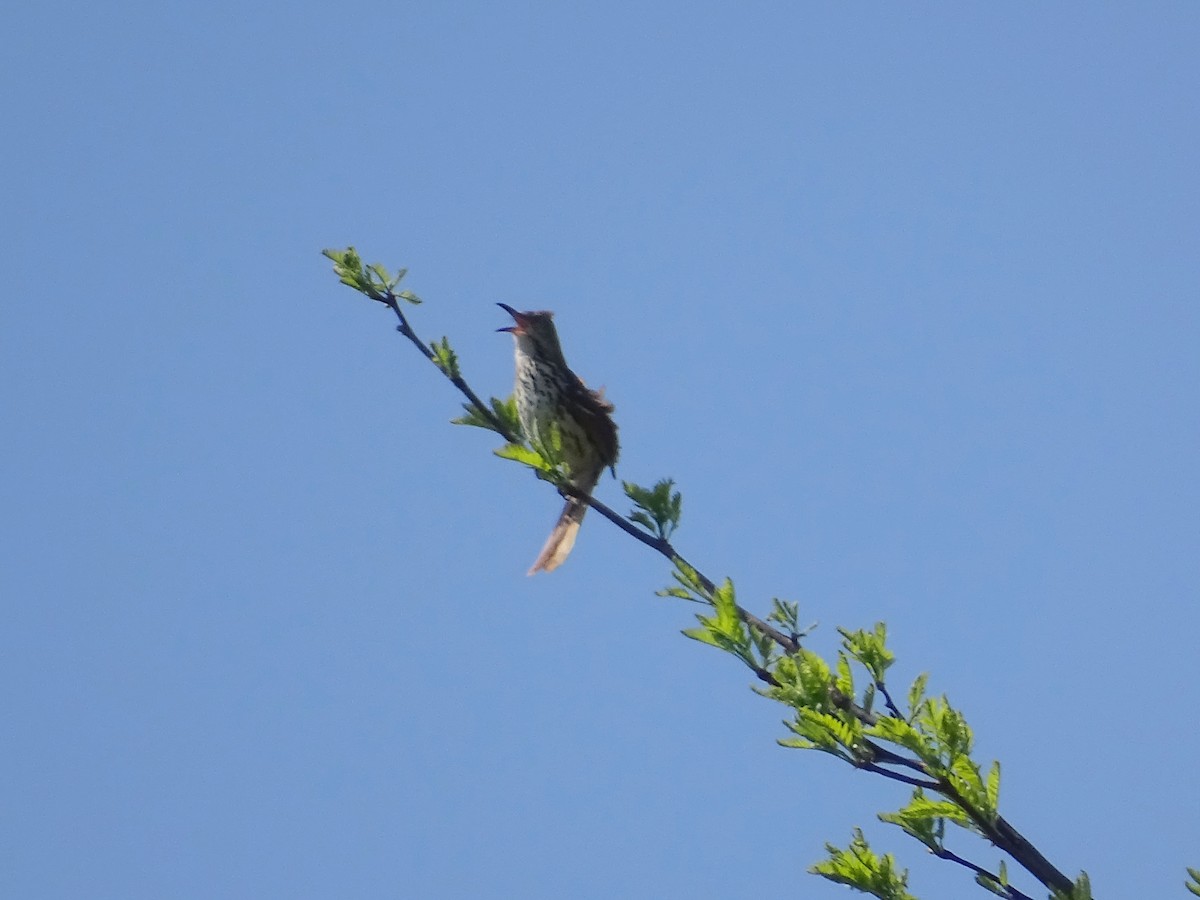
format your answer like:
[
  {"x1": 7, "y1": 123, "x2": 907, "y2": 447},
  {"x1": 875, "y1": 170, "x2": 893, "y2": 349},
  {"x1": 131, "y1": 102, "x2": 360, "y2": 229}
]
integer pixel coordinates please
[{"x1": 497, "y1": 304, "x2": 619, "y2": 573}]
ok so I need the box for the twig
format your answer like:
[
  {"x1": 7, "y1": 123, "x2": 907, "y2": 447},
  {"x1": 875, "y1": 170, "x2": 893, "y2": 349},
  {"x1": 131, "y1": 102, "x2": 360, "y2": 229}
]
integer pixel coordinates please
[
  {"x1": 858, "y1": 761, "x2": 940, "y2": 791},
  {"x1": 555, "y1": 482, "x2": 800, "y2": 653},
  {"x1": 863, "y1": 740, "x2": 928, "y2": 774},
  {"x1": 937, "y1": 777, "x2": 1074, "y2": 896},
  {"x1": 383, "y1": 294, "x2": 519, "y2": 442},
  {"x1": 877, "y1": 681, "x2": 905, "y2": 720},
  {"x1": 935, "y1": 847, "x2": 1034, "y2": 900}
]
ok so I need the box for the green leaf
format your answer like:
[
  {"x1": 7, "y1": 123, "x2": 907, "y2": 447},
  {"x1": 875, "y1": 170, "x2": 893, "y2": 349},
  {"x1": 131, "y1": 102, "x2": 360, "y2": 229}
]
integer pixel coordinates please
[
  {"x1": 451, "y1": 395, "x2": 522, "y2": 439},
  {"x1": 655, "y1": 586, "x2": 694, "y2": 601},
  {"x1": 766, "y1": 599, "x2": 818, "y2": 643},
  {"x1": 866, "y1": 714, "x2": 938, "y2": 765},
  {"x1": 629, "y1": 511, "x2": 656, "y2": 531},
  {"x1": 451, "y1": 402, "x2": 494, "y2": 431},
  {"x1": 683, "y1": 578, "x2": 756, "y2": 666},
  {"x1": 781, "y1": 709, "x2": 856, "y2": 762},
  {"x1": 778, "y1": 735, "x2": 819, "y2": 750},
  {"x1": 920, "y1": 696, "x2": 974, "y2": 760},
  {"x1": 879, "y1": 787, "x2": 971, "y2": 848},
  {"x1": 711, "y1": 579, "x2": 739, "y2": 628},
  {"x1": 985, "y1": 760, "x2": 1001, "y2": 808},
  {"x1": 520, "y1": 416, "x2": 566, "y2": 468},
  {"x1": 429, "y1": 336, "x2": 460, "y2": 378},
  {"x1": 494, "y1": 395, "x2": 521, "y2": 436},
  {"x1": 667, "y1": 557, "x2": 708, "y2": 601},
  {"x1": 840, "y1": 623, "x2": 895, "y2": 683},
  {"x1": 681, "y1": 626, "x2": 724, "y2": 649},
  {"x1": 943, "y1": 755, "x2": 993, "y2": 827},
  {"x1": 321, "y1": 247, "x2": 358, "y2": 270},
  {"x1": 907, "y1": 672, "x2": 929, "y2": 720},
  {"x1": 494, "y1": 443, "x2": 554, "y2": 473},
  {"x1": 622, "y1": 478, "x2": 682, "y2": 540},
  {"x1": 323, "y1": 246, "x2": 407, "y2": 304},
  {"x1": 545, "y1": 418, "x2": 564, "y2": 457},
  {"x1": 1051, "y1": 871, "x2": 1092, "y2": 900},
  {"x1": 861, "y1": 682, "x2": 877, "y2": 715},
  {"x1": 1185, "y1": 868, "x2": 1200, "y2": 897},
  {"x1": 751, "y1": 635, "x2": 777, "y2": 670},
  {"x1": 975, "y1": 860, "x2": 1010, "y2": 898},
  {"x1": 835, "y1": 652, "x2": 855, "y2": 697},
  {"x1": 810, "y1": 829, "x2": 917, "y2": 900},
  {"x1": 323, "y1": 247, "x2": 366, "y2": 291},
  {"x1": 769, "y1": 649, "x2": 835, "y2": 711},
  {"x1": 767, "y1": 598, "x2": 798, "y2": 631}
]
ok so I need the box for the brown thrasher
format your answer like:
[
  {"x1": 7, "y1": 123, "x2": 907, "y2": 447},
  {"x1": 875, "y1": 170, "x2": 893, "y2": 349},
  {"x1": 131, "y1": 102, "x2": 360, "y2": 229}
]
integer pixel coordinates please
[{"x1": 497, "y1": 304, "x2": 619, "y2": 574}]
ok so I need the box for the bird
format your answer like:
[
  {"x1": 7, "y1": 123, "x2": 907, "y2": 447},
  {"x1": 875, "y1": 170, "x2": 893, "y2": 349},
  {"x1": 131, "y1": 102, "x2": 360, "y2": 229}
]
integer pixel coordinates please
[{"x1": 497, "y1": 304, "x2": 619, "y2": 573}]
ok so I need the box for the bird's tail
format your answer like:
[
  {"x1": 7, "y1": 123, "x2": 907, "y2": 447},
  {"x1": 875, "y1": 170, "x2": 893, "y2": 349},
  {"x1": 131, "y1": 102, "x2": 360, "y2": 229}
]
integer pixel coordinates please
[{"x1": 528, "y1": 495, "x2": 589, "y2": 574}]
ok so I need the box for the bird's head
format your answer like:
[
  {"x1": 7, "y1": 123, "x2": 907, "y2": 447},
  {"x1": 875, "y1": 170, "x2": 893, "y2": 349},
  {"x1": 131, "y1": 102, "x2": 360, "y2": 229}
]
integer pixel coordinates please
[{"x1": 497, "y1": 304, "x2": 564, "y2": 363}]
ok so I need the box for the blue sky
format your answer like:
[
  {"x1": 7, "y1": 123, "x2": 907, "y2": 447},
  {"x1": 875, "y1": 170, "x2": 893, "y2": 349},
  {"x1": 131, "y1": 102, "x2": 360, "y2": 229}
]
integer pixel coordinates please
[{"x1": 3, "y1": 3, "x2": 1198, "y2": 898}]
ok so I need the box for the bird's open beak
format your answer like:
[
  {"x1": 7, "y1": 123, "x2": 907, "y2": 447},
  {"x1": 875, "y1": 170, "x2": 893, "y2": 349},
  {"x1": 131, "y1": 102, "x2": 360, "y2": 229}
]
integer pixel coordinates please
[{"x1": 496, "y1": 303, "x2": 528, "y2": 334}]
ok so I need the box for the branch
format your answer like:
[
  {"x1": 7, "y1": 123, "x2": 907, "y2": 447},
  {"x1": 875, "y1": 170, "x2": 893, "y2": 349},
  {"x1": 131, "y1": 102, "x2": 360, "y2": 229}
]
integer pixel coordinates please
[
  {"x1": 934, "y1": 848, "x2": 1034, "y2": 900},
  {"x1": 937, "y1": 777, "x2": 1074, "y2": 896},
  {"x1": 877, "y1": 680, "x2": 906, "y2": 720},
  {"x1": 556, "y1": 482, "x2": 800, "y2": 654},
  {"x1": 381, "y1": 293, "x2": 519, "y2": 443},
  {"x1": 864, "y1": 740, "x2": 928, "y2": 774},
  {"x1": 345, "y1": 272, "x2": 1082, "y2": 900},
  {"x1": 858, "y1": 761, "x2": 939, "y2": 791}
]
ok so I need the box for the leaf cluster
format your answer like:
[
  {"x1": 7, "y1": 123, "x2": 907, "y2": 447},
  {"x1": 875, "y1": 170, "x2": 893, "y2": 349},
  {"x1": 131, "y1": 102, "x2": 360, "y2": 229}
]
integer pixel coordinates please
[
  {"x1": 452, "y1": 395, "x2": 522, "y2": 439},
  {"x1": 1051, "y1": 872, "x2": 1093, "y2": 900},
  {"x1": 429, "y1": 336, "x2": 460, "y2": 378},
  {"x1": 491, "y1": 421, "x2": 572, "y2": 486},
  {"x1": 681, "y1": 593, "x2": 1075, "y2": 898},
  {"x1": 623, "y1": 478, "x2": 681, "y2": 541},
  {"x1": 811, "y1": 829, "x2": 916, "y2": 900},
  {"x1": 322, "y1": 247, "x2": 421, "y2": 306}
]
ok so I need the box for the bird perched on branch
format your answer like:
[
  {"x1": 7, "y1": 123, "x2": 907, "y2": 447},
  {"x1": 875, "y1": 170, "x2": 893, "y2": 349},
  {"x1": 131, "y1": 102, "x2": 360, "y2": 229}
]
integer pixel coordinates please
[{"x1": 497, "y1": 304, "x2": 619, "y2": 574}]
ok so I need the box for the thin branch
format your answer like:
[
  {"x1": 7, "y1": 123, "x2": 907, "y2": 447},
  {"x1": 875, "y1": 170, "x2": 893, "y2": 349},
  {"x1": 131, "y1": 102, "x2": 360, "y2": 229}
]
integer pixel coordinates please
[
  {"x1": 877, "y1": 680, "x2": 905, "y2": 720},
  {"x1": 549, "y1": 479, "x2": 802, "y2": 657},
  {"x1": 857, "y1": 761, "x2": 940, "y2": 791},
  {"x1": 937, "y1": 777, "x2": 1074, "y2": 897},
  {"x1": 935, "y1": 847, "x2": 1034, "y2": 900},
  {"x1": 558, "y1": 482, "x2": 674, "y2": 557},
  {"x1": 383, "y1": 294, "x2": 519, "y2": 442},
  {"x1": 863, "y1": 740, "x2": 928, "y2": 774},
  {"x1": 737, "y1": 606, "x2": 799, "y2": 655},
  {"x1": 751, "y1": 664, "x2": 779, "y2": 687}
]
